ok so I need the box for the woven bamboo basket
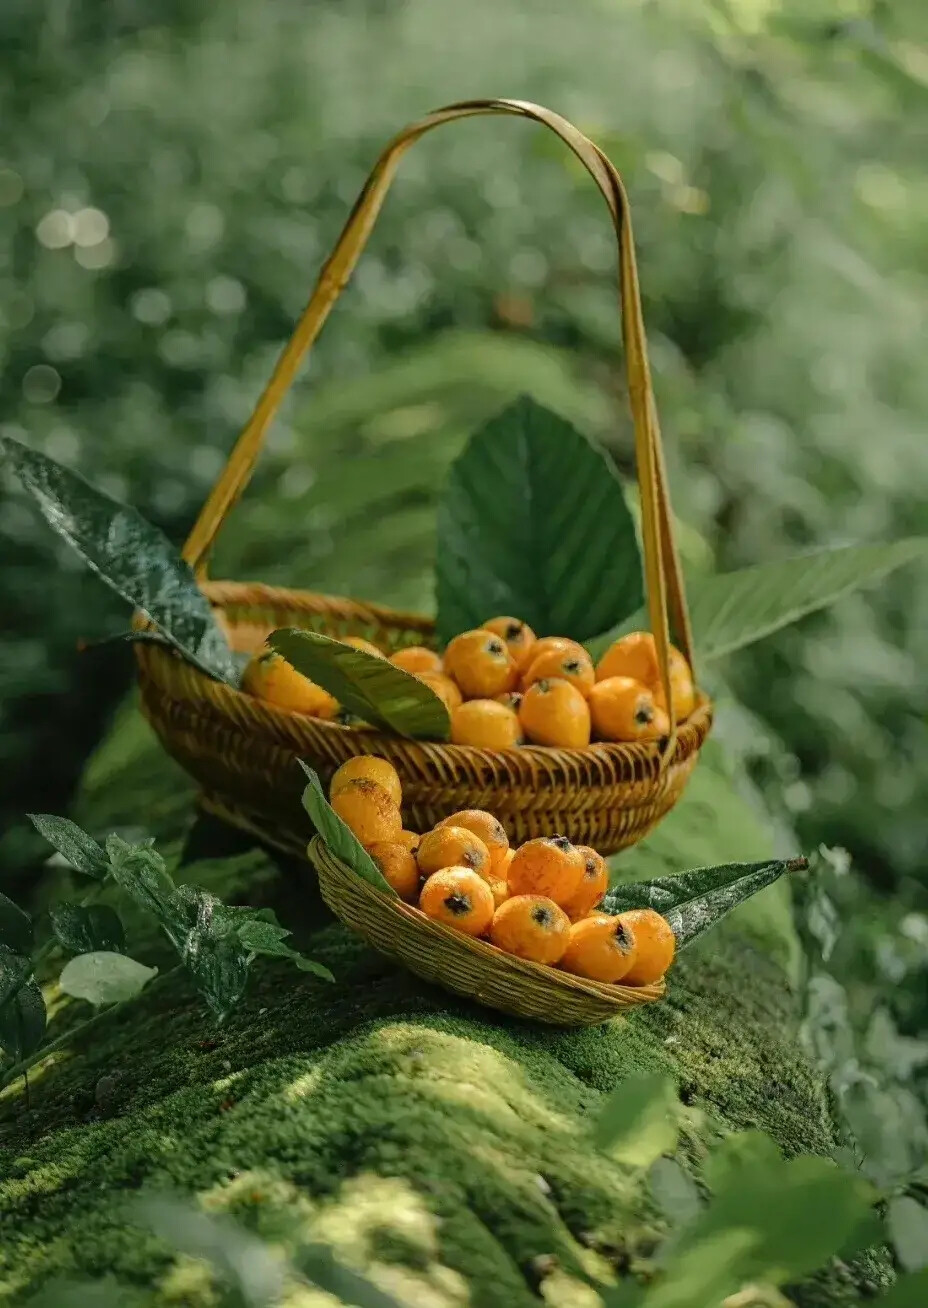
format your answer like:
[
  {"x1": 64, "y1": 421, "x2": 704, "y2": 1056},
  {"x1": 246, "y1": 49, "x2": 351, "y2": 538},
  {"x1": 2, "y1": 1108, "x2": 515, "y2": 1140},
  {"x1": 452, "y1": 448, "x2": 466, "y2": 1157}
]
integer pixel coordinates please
[
  {"x1": 309, "y1": 836, "x2": 664, "y2": 1025},
  {"x1": 135, "y1": 98, "x2": 712, "y2": 857}
]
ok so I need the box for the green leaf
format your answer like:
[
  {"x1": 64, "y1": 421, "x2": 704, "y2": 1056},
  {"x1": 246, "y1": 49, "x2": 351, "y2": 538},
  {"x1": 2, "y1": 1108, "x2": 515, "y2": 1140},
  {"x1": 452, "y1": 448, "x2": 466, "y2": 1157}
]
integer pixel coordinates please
[
  {"x1": 602, "y1": 858, "x2": 807, "y2": 950},
  {"x1": 888, "y1": 1197, "x2": 928, "y2": 1272},
  {"x1": 594, "y1": 1072, "x2": 680, "y2": 1167},
  {"x1": 603, "y1": 1229, "x2": 758, "y2": 1308},
  {"x1": 648, "y1": 1158, "x2": 703, "y2": 1229},
  {"x1": 587, "y1": 538, "x2": 928, "y2": 662},
  {"x1": 25, "y1": 1278, "x2": 145, "y2": 1308},
  {"x1": 299, "y1": 764, "x2": 397, "y2": 898},
  {"x1": 703, "y1": 1130, "x2": 782, "y2": 1195},
  {"x1": 435, "y1": 395, "x2": 643, "y2": 645},
  {"x1": 235, "y1": 917, "x2": 334, "y2": 983},
  {"x1": 876, "y1": 1267, "x2": 928, "y2": 1307},
  {"x1": 50, "y1": 903, "x2": 126, "y2": 955},
  {"x1": 0, "y1": 892, "x2": 32, "y2": 954},
  {"x1": 1, "y1": 435, "x2": 237, "y2": 683},
  {"x1": 59, "y1": 952, "x2": 157, "y2": 1006},
  {"x1": 269, "y1": 628, "x2": 450, "y2": 741},
  {"x1": 28, "y1": 813, "x2": 108, "y2": 879},
  {"x1": 0, "y1": 946, "x2": 32, "y2": 1011},
  {"x1": 0, "y1": 979, "x2": 46, "y2": 1060},
  {"x1": 104, "y1": 836, "x2": 176, "y2": 922}
]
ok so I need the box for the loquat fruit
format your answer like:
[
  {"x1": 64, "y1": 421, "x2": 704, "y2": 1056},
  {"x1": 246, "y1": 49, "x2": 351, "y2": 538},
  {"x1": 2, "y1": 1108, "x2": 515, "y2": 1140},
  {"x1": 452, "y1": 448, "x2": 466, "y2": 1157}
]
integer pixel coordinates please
[
  {"x1": 490, "y1": 895, "x2": 570, "y2": 964},
  {"x1": 482, "y1": 617, "x2": 538, "y2": 672},
  {"x1": 367, "y1": 841, "x2": 420, "y2": 901},
  {"x1": 595, "y1": 631, "x2": 660, "y2": 686},
  {"x1": 330, "y1": 778, "x2": 403, "y2": 846},
  {"x1": 438, "y1": 809, "x2": 509, "y2": 873},
  {"x1": 561, "y1": 914, "x2": 636, "y2": 983},
  {"x1": 653, "y1": 647, "x2": 696, "y2": 724},
  {"x1": 588, "y1": 677, "x2": 669, "y2": 743},
  {"x1": 495, "y1": 690, "x2": 524, "y2": 713},
  {"x1": 489, "y1": 878, "x2": 510, "y2": 908},
  {"x1": 506, "y1": 835, "x2": 584, "y2": 907},
  {"x1": 398, "y1": 829, "x2": 421, "y2": 854},
  {"x1": 451, "y1": 700, "x2": 522, "y2": 749},
  {"x1": 342, "y1": 636, "x2": 385, "y2": 658},
  {"x1": 242, "y1": 649, "x2": 339, "y2": 719},
  {"x1": 419, "y1": 867, "x2": 494, "y2": 936},
  {"x1": 443, "y1": 629, "x2": 518, "y2": 699},
  {"x1": 389, "y1": 645, "x2": 444, "y2": 676},
  {"x1": 522, "y1": 648, "x2": 595, "y2": 698},
  {"x1": 330, "y1": 756, "x2": 403, "y2": 809},
  {"x1": 518, "y1": 678, "x2": 591, "y2": 749},
  {"x1": 417, "y1": 825, "x2": 491, "y2": 881},
  {"x1": 418, "y1": 672, "x2": 464, "y2": 713},
  {"x1": 613, "y1": 908, "x2": 676, "y2": 985},
  {"x1": 560, "y1": 846, "x2": 609, "y2": 921},
  {"x1": 529, "y1": 636, "x2": 587, "y2": 665}
]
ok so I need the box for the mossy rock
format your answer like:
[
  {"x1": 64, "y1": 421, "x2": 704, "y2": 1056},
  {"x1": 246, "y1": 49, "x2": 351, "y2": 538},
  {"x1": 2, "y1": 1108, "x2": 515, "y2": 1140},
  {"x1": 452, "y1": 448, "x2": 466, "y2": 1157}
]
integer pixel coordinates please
[{"x1": 0, "y1": 702, "x2": 889, "y2": 1305}]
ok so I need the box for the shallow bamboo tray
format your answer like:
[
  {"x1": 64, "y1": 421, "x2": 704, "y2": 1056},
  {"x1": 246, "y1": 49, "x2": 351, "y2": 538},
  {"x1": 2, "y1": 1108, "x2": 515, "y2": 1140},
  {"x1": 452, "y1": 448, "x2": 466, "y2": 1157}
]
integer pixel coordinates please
[{"x1": 309, "y1": 835, "x2": 664, "y2": 1025}]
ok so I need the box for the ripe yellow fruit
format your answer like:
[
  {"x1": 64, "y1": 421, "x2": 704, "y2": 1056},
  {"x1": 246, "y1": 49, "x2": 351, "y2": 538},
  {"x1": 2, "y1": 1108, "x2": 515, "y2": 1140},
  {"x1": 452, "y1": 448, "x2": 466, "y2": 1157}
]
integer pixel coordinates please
[
  {"x1": 518, "y1": 678, "x2": 591, "y2": 749},
  {"x1": 613, "y1": 908, "x2": 676, "y2": 985},
  {"x1": 417, "y1": 825, "x2": 491, "y2": 881},
  {"x1": 522, "y1": 648, "x2": 595, "y2": 698},
  {"x1": 506, "y1": 835, "x2": 584, "y2": 906},
  {"x1": 398, "y1": 829, "x2": 421, "y2": 854},
  {"x1": 654, "y1": 647, "x2": 696, "y2": 724},
  {"x1": 529, "y1": 636, "x2": 587, "y2": 665},
  {"x1": 488, "y1": 878, "x2": 510, "y2": 908},
  {"x1": 367, "y1": 842, "x2": 420, "y2": 901},
  {"x1": 451, "y1": 700, "x2": 522, "y2": 749},
  {"x1": 561, "y1": 914, "x2": 636, "y2": 983},
  {"x1": 443, "y1": 630, "x2": 518, "y2": 699},
  {"x1": 438, "y1": 809, "x2": 509, "y2": 872},
  {"x1": 490, "y1": 895, "x2": 570, "y2": 964},
  {"x1": 595, "y1": 631, "x2": 660, "y2": 685},
  {"x1": 481, "y1": 617, "x2": 538, "y2": 672},
  {"x1": 389, "y1": 646, "x2": 444, "y2": 676},
  {"x1": 330, "y1": 778, "x2": 403, "y2": 846},
  {"x1": 419, "y1": 868, "x2": 494, "y2": 936},
  {"x1": 329, "y1": 756, "x2": 402, "y2": 809},
  {"x1": 418, "y1": 672, "x2": 464, "y2": 713},
  {"x1": 242, "y1": 650, "x2": 339, "y2": 719},
  {"x1": 342, "y1": 636, "x2": 385, "y2": 658},
  {"x1": 560, "y1": 846, "x2": 609, "y2": 921},
  {"x1": 495, "y1": 690, "x2": 524, "y2": 713},
  {"x1": 588, "y1": 677, "x2": 668, "y2": 743}
]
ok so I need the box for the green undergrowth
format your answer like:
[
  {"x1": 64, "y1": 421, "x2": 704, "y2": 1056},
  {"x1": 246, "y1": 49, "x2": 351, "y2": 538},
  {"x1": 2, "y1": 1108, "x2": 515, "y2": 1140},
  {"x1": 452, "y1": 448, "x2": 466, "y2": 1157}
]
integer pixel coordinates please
[{"x1": 0, "y1": 703, "x2": 890, "y2": 1305}]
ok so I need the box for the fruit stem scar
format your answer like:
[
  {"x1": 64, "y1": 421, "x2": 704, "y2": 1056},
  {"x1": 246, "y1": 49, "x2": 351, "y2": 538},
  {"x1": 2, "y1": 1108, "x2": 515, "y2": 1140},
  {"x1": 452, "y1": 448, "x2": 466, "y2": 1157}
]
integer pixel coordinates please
[{"x1": 444, "y1": 892, "x2": 471, "y2": 916}]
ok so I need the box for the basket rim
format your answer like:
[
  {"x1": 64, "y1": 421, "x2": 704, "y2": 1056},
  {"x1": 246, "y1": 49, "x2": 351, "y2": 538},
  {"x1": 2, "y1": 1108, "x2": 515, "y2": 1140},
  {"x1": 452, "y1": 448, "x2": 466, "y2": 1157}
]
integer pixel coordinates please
[
  {"x1": 136, "y1": 579, "x2": 712, "y2": 771},
  {"x1": 309, "y1": 835, "x2": 665, "y2": 1011}
]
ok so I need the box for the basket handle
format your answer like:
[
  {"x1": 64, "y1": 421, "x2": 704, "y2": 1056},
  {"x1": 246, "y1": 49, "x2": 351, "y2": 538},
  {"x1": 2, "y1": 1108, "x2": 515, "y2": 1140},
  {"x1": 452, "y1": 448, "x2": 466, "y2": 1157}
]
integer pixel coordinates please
[{"x1": 182, "y1": 98, "x2": 694, "y2": 725}]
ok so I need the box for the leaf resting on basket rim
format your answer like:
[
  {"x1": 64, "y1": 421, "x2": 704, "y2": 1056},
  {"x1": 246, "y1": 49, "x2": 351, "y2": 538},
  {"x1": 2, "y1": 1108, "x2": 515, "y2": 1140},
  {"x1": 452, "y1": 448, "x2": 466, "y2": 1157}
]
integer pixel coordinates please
[
  {"x1": 271, "y1": 629, "x2": 450, "y2": 741},
  {"x1": 299, "y1": 763, "x2": 398, "y2": 899},
  {"x1": 602, "y1": 857, "x2": 808, "y2": 949}
]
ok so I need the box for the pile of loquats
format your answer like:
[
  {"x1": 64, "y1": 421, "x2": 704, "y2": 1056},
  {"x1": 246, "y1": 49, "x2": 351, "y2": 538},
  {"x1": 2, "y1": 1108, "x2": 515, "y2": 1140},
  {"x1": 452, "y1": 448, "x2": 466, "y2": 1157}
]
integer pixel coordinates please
[
  {"x1": 243, "y1": 618, "x2": 696, "y2": 750},
  {"x1": 327, "y1": 754, "x2": 675, "y2": 986}
]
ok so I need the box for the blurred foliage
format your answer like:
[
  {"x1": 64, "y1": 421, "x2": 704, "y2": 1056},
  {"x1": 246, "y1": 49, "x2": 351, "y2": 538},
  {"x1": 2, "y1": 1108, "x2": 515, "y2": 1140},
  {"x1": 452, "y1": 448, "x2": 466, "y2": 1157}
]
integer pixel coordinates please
[{"x1": 1, "y1": 0, "x2": 926, "y2": 895}]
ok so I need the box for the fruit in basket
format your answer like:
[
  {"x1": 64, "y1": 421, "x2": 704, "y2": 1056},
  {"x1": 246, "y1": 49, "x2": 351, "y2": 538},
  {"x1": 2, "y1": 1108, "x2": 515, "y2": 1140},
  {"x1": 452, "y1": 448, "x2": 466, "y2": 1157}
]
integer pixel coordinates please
[
  {"x1": 495, "y1": 690, "x2": 523, "y2": 712},
  {"x1": 518, "y1": 678, "x2": 591, "y2": 748},
  {"x1": 561, "y1": 914, "x2": 637, "y2": 983},
  {"x1": 482, "y1": 617, "x2": 537, "y2": 672},
  {"x1": 399, "y1": 829, "x2": 421, "y2": 854},
  {"x1": 654, "y1": 647, "x2": 696, "y2": 724},
  {"x1": 450, "y1": 700, "x2": 522, "y2": 749},
  {"x1": 330, "y1": 778, "x2": 403, "y2": 846},
  {"x1": 522, "y1": 647, "x2": 595, "y2": 698},
  {"x1": 417, "y1": 671, "x2": 464, "y2": 712},
  {"x1": 488, "y1": 878, "x2": 509, "y2": 908},
  {"x1": 506, "y1": 835, "x2": 584, "y2": 906},
  {"x1": 560, "y1": 846, "x2": 609, "y2": 921},
  {"x1": 490, "y1": 895, "x2": 570, "y2": 964},
  {"x1": 343, "y1": 636, "x2": 385, "y2": 658},
  {"x1": 242, "y1": 649, "x2": 339, "y2": 719},
  {"x1": 389, "y1": 645, "x2": 444, "y2": 676},
  {"x1": 443, "y1": 630, "x2": 519, "y2": 699},
  {"x1": 367, "y1": 842, "x2": 420, "y2": 901},
  {"x1": 419, "y1": 867, "x2": 495, "y2": 935},
  {"x1": 330, "y1": 756, "x2": 403, "y2": 809},
  {"x1": 596, "y1": 631, "x2": 695, "y2": 724},
  {"x1": 438, "y1": 809, "x2": 509, "y2": 873},
  {"x1": 527, "y1": 636, "x2": 587, "y2": 667},
  {"x1": 417, "y1": 825, "x2": 491, "y2": 881},
  {"x1": 612, "y1": 908, "x2": 676, "y2": 985},
  {"x1": 588, "y1": 677, "x2": 669, "y2": 743}
]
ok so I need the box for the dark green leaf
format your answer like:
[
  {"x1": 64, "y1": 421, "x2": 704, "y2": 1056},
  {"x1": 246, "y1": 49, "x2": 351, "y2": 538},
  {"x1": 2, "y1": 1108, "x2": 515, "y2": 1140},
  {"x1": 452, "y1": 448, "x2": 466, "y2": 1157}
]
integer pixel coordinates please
[
  {"x1": 59, "y1": 952, "x2": 157, "y2": 1005},
  {"x1": 28, "y1": 813, "x2": 108, "y2": 879},
  {"x1": 703, "y1": 1130, "x2": 781, "y2": 1194},
  {"x1": 269, "y1": 629, "x2": 449, "y2": 741},
  {"x1": 594, "y1": 1072, "x2": 680, "y2": 1166},
  {"x1": 297, "y1": 1243, "x2": 405, "y2": 1307},
  {"x1": 876, "y1": 1267, "x2": 928, "y2": 1307},
  {"x1": 602, "y1": 858, "x2": 807, "y2": 949},
  {"x1": 299, "y1": 764, "x2": 397, "y2": 898},
  {"x1": 161, "y1": 886, "x2": 249, "y2": 1022},
  {"x1": 25, "y1": 1278, "x2": 145, "y2": 1308},
  {"x1": 104, "y1": 835, "x2": 176, "y2": 922},
  {"x1": 435, "y1": 396, "x2": 643, "y2": 645},
  {"x1": 0, "y1": 946, "x2": 32, "y2": 1011},
  {"x1": 603, "y1": 1229, "x2": 757, "y2": 1308},
  {"x1": 235, "y1": 918, "x2": 334, "y2": 983},
  {"x1": 0, "y1": 979, "x2": 47, "y2": 1059},
  {"x1": 889, "y1": 1197, "x2": 928, "y2": 1272},
  {"x1": 50, "y1": 903, "x2": 126, "y2": 955},
  {"x1": 0, "y1": 892, "x2": 32, "y2": 954},
  {"x1": 1, "y1": 435, "x2": 237, "y2": 683}
]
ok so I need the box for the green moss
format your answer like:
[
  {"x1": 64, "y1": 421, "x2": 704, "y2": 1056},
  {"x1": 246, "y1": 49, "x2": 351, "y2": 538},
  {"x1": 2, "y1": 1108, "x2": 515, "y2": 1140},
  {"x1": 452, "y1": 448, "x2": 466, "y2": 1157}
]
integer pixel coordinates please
[{"x1": 0, "y1": 707, "x2": 890, "y2": 1305}]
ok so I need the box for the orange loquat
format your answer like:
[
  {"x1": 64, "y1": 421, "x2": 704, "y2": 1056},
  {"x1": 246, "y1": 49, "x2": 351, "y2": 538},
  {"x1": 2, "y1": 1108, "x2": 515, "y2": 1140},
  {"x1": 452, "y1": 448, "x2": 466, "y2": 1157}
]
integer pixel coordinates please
[
  {"x1": 438, "y1": 809, "x2": 509, "y2": 872},
  {"x1": 490, "y1": 895, "x2": 570, "y2": 964},
  {"x1": 451, "y1": 700, "x2": 522, "y2": 749},
  {"x1": 330, "y1": 756, "x2": 402, "y2": 809},
  {"x1": 330, "y1": 778, "x2": 403, "y2": 846},
  {"x1": 561, "y1": 914, "x2": 636, "y2": 983},
  {"x1": 613, "y1": 908, "x2": 676, "y2": 985},
  {"x1": 416, "y1": 825, "x2": 491, "y2": 881},
  {"x1": 443, "y1": 630, "x2": 518, "y2": 699},
  {"x1": 522, "y1": 647, "x2": 595, "y2": 698},
  {"x1": 653, "y1": 647, "x2": 696, "y2": 724},
  {"x1": 389, "y1": 645, "x2": 444, "y2": 676},
  {"x1": 588, "y1": 677, "x2": 668, "y2": 743},
  {"x1": 560, "y1": 846, "x2": 609, "y2": 921},
  {"x1": 518, "y1": 678, "x2": 591, "y2": 749},
  {"x1": 506, "y1": 835, "x2": 584, "y2": 906},
  {"x1": 242, "y1": 649, "x2": 339, "y2": 719},
  {"x1": 419, "y1": 867, "x2": 494, "y2": 936},
  {"x1": 367, "y1": 841, "x2": 420, "y2": 901},
  {"x1": 481, "y1": 617, "x2": 538, "y2": 672}
]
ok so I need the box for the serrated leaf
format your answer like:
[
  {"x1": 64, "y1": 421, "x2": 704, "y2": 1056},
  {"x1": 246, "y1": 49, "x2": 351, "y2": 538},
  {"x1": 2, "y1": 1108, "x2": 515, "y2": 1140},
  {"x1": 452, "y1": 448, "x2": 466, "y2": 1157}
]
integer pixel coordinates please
[
  {"x1": 889, "y1": 1197, "x2": 928, "y2": 1272},
  {"x1": 299, "y1": 765, "x2": 397, "y2": 898},
  {"x1": 0, "y1": 978, "x2": 46, "y2": 1060},
  {"x1": 28, "y1": 813, "x2": 108, "y2": 879},
  {"x1": 50, "y1": 903, "x2": 125, "y2": 955},
  {"x1": 587, "y1": 538, "x2": 928, "y2": 662},
  {"x1": 594, "y1": 1072, "x2": 680, "y2": 1167},
  {"x1": 1, "y1": 435, "x2": 237, "y2": 683},
  {"x1": 602, "y1": 858, "x2": 806, "y2": 950},
  {"x1": 235, "y1": 918, "x2": 334, "y2": 983},
  {"x1": 0, "y1": 892, "x2": 32, "y2": 954},
  {"x1": 435, "y1": 395, "x2": 643, "y2": 645},
  {"x1": 59, "y1": 952, "x2": 157, "y2": 1006},
  {"x1": 269, "y1": 628, "x2": 449, "y2": 741}
]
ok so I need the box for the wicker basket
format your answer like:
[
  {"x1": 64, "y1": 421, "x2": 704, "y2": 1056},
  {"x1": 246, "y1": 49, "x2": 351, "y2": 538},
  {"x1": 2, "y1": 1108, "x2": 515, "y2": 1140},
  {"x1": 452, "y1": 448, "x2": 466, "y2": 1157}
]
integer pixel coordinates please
[
  {"x1": 135, "y1": 99, "x2": 712, "y2": 857},
  {"x1": 309, "y1": 836, "x2": 664, "y2": 1025}
]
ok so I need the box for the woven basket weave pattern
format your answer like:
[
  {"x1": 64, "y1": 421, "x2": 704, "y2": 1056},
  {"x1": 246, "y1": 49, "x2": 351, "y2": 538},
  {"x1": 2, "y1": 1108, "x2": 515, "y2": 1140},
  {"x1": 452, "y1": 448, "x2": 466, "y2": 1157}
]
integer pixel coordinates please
[{"x1": 309, "y1": 836, "x2": 664, "y2": 1025}]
